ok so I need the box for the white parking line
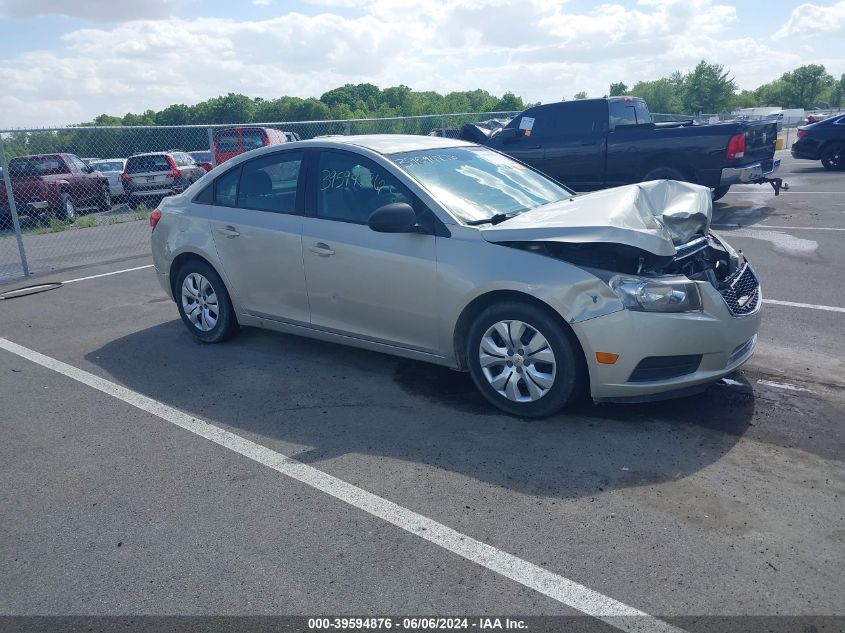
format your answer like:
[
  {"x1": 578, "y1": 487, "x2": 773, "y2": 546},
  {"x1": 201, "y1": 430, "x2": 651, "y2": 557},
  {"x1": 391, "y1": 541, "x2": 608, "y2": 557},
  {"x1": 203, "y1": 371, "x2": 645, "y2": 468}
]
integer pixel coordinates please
[
  {"x1": 0, "y1": 337, "x2": 684, "y2": 633},
  {"x1": 713, "y1": 224, "x2": 845, "y2": 232},
  {"x1": 62, "y1": 264, "x2": 154, "y2": 284},
  {"x1": 764, "y1": 299, "x2": 845, "y2": 314},
  {"x1": 726, "y1": 191, "x2": 843, "y2": 194}
]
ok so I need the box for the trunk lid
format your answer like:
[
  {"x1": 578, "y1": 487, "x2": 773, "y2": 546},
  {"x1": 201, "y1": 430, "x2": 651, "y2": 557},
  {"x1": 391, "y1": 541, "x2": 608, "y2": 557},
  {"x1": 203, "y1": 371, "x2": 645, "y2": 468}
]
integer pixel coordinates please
[{"x1": 480, "y1": 180, "x2": 712, "y2": 257}]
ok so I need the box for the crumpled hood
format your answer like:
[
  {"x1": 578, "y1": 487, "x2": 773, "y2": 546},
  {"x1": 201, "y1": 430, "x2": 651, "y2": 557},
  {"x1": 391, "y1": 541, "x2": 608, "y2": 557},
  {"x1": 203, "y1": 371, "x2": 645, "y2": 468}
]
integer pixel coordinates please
[{"x1": 480, "y1": 180, "x2": 712, "y2": 257}]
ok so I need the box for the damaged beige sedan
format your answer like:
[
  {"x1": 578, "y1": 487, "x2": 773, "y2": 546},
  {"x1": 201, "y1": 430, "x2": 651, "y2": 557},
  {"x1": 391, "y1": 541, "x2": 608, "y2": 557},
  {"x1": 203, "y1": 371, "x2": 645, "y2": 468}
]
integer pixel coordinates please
[{"x1": 151, "y1": 135, "x2": 761, "y2": 417}]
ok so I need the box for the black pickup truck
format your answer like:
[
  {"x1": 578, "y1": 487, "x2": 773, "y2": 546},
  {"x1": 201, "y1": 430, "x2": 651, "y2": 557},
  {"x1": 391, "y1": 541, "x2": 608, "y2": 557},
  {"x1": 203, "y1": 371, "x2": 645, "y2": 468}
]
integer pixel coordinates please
[{"x1": 462, "y1": 97, "x2": 782, "y2": 200}]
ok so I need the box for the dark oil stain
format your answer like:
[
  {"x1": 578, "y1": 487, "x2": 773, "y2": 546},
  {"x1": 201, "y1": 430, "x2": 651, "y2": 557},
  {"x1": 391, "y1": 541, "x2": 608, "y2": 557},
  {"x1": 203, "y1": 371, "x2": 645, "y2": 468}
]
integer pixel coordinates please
[{"x1": 393, "y1": 359, "x2": 495, "y2": 415}]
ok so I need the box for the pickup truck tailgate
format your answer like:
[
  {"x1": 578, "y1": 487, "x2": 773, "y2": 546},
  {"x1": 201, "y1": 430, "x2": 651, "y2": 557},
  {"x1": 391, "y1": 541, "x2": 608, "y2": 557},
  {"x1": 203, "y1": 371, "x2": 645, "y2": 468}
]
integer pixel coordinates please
[{"x1": 742, "y1": 120, "x2": 778, "y2": 164}]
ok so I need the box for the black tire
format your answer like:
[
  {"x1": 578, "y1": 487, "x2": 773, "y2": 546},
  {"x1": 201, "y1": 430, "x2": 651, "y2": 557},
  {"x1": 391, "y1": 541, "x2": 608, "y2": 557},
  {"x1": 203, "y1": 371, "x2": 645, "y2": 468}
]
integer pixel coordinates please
[
  {"x1": 711, "y1": 185, "x2": 731, "y2": 201},
  {"x1": 466, "y1": 301, "x2": 585, "y2": 418},
  {"x1": 642, "y1": 166, "x2": 687, "y2": 182},
  {"x1": 820, "y1": 143, "x2": 844, "y2": 171},
  {"x1": 174, "y1": 260, "x2": 238, "y2": 343},
  {"x1": 97, "y1": 185, "x2": 112, "y2": 212},
  {"x1": 55, "y1": 191, "x2": 76, "y2": 220}
]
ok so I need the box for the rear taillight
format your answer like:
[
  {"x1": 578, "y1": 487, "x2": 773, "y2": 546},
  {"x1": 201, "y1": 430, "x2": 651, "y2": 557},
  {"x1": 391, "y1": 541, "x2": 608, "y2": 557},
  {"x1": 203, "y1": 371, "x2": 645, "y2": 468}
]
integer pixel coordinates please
[
  {"x1": 797, "y1": 129, "x2": 808, "y2": 138},
  {"x1": 150, "y1": 209, "x2": 161, "y2": 231},
  {"x1": 166, "y1": 155, "x2": 182, "y2": 179},
  {"x1": 726, "y1": 133, "x2": 746, "y2": 160}
]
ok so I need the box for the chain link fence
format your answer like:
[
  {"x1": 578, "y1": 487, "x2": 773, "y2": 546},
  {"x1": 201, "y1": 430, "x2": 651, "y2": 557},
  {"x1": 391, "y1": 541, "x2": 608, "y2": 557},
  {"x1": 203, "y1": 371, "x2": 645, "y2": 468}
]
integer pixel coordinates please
[{"x1": 0, "y1": 111, "x2": 518, "y2": 283}]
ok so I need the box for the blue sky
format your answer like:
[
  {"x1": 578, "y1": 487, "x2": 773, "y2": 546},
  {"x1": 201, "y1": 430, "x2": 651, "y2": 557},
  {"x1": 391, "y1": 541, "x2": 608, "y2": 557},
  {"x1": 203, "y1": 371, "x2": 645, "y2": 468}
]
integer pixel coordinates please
[{"x1": 1, "y1": 0, "x2": 843, "y2": 127}]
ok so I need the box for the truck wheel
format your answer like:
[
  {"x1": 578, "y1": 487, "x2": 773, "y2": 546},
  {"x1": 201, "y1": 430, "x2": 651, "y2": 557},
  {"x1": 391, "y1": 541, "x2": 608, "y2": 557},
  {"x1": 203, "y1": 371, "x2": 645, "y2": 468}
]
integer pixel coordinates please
[
  {"x1": 55, "y1": 192, "x2": 76, "y2": 221},
  {"x1": 642, "y1": 166, "x2": 687, "y2": 182},
  {"x1": 711, "y1": 185, "x2": 731, "y2": 201},
  {"x1": 466, "y1": 301, "x2": 585, "y2": 418},
  {"x1": 97, "y1": 185, "x2": 112, "y2": 212},
  {"x1": 820, "y1": 143, "x2": 844, "y2": 171}
]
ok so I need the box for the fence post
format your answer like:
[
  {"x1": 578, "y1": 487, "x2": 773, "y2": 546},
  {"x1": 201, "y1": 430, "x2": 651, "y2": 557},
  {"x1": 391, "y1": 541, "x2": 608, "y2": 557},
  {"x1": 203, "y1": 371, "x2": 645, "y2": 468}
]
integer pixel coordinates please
[
  {"x1": 207, "y1": 126, "x2": 216, "y2": 167},
  {"x1": 345, "y1": 121, "x2": 351, "y2": 136},
  {"x1": 441, "y1": 116, "x2": 447, "y2": 138},
  {"x1": 0, "y1": 133, "x2": 30, "y2": 278}
]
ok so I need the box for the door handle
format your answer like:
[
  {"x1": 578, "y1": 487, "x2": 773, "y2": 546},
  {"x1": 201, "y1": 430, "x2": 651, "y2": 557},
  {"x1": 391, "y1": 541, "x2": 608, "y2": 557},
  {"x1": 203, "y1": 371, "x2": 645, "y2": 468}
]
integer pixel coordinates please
[
  {"x1": 309, "y1": 242, "x2": 335, "y2": 257},
  {"x1": 217, "y1": 226, "x2": 240, "y2": 238}
]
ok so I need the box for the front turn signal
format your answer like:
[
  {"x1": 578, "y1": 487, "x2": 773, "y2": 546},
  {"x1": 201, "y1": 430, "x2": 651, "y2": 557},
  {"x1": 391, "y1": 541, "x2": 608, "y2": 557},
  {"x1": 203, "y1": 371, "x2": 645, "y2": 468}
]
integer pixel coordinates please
[{"x1": 595, "y1": 352, "x2": 619, "y2": 365}]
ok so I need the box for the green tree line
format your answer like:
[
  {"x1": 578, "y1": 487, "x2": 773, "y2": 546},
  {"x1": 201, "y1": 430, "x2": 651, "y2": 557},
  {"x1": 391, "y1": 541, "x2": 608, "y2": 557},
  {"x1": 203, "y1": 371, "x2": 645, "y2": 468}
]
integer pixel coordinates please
[
  {"x1": 603, "y1": 61, "x2": 845, "y2": 113},
  {"x1": 2, "y1": 84, "x2": 527, "y2": 159}
]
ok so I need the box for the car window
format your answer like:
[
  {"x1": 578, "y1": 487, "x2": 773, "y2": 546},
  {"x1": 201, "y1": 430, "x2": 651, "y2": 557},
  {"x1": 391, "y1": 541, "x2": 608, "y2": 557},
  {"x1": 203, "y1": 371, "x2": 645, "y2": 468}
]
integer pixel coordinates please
[
  {"x1": 216, "y1": 131, "x2": 239, "y2": 152},
  {"x1": 242, "y1": 129, "x2": 267, "y2": 150},
  {"x1": 237, "y1": 152, "x2": 302, "y2": 214},
  {"x1": 317, "y1": 151, "x2": 413, "y2": 224},
  {"x1": 609, "y1": 99, "x2": 652, "y2": 127},
  {"x1": 68, "y1": 156, "x2": 89, "y2": 173},
  {"x1": 127, "y1": 155, "x2": 171, "y2": 173},
  {"x1": 91, "y1": 161, "x2": 124, "y2": 172},
  {"x1": 215, "y1": 167, "x2": 240, "y2": 207},
  {"x1": 8, "y1": 156, "x2": 68, "y2": 177}
]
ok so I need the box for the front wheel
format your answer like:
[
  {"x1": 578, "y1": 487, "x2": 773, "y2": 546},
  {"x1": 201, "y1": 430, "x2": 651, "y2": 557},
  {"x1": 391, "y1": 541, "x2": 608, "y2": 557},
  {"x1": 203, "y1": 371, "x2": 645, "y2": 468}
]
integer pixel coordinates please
[
  {"x1": 175, "y1": 260, "x2": 238, "y2": 343},
  {"x1": 97, "y1": 185, "x2": 112, "y2": 212},
  {"x1": 820, "y1": 143, "x2": 844, "y2": 171},
  {"x1": 466, "y1": 302, "x2": 585, "y2": 418}
]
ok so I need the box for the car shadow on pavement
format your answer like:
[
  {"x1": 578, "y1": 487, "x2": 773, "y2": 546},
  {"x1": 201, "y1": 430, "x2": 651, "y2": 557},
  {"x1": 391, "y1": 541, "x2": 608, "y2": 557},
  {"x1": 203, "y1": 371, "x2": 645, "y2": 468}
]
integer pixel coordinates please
[{"x1": 87, "y1": 322, "x2": 754, "y2": 500}]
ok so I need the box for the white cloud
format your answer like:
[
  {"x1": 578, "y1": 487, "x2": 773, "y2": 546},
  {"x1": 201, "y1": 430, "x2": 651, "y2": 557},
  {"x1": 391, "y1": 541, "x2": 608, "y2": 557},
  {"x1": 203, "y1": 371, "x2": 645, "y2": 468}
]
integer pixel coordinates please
[
  {"x1": 0, "y1": 0, "x2": 843, "y2": 127},
  {"x1": 0, "y1": 0, "x2": 183, "y2": 21},
  {"x1": 252, "y1": 0, "x2": 272, "y2": 6},
  {"x1": 774, "y1": 0, "x2": 845, "y2": 38}
]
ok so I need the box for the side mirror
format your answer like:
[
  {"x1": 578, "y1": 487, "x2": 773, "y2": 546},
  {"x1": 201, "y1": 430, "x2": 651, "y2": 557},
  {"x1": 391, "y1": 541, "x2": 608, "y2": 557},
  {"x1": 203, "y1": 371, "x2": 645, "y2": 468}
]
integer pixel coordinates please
[{"x1": 368, "y1": 202, "x2": 417, "y2": 233}]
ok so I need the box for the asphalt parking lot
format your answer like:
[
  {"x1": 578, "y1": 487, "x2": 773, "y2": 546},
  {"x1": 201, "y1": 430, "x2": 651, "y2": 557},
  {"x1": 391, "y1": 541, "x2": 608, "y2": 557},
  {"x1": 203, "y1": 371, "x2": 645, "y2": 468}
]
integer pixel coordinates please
[{"x1": 1, "y1": 152, "x2": 843, "y2": 632}]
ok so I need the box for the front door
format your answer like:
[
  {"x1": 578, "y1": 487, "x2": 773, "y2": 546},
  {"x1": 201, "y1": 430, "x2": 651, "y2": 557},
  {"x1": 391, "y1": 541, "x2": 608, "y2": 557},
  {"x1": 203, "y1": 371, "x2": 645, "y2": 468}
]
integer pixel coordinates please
[{"x1": 301, "y1": 149, "x2": 439, "y2": 353}]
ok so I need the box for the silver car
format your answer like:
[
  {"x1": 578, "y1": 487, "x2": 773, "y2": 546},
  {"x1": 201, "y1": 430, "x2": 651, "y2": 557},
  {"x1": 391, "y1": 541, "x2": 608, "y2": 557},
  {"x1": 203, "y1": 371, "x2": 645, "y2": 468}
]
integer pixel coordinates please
[
  {"x1": 90, "y1": 159, "x2": 127, "y2": 200},
  {"x1": 151, "y1": 135, "x2": 761, "y2": 417}
]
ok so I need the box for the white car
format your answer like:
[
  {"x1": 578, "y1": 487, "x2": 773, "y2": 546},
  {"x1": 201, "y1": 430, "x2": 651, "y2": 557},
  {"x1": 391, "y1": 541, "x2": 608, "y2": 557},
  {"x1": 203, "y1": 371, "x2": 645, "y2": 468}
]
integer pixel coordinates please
[{"x1": 90, "y1": 159, "x2": 127, "y2": 200}]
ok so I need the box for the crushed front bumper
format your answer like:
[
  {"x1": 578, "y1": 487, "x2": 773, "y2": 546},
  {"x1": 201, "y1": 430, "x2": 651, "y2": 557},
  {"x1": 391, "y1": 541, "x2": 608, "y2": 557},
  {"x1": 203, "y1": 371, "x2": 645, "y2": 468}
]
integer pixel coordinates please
[{"x1": 571, "y1": 267, "x2": 762, "y2": 402}]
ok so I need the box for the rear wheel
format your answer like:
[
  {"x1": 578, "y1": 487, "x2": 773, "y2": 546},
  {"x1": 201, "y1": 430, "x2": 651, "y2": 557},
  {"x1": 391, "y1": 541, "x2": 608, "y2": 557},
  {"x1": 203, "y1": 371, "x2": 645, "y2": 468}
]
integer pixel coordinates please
[
  {"x1": 711, "y1": 185, "x2": 731, "y2": 201},
  {"x1": 175, "y1": 260, "x2": 238, "y2": 343},
  {"x1": 466, "y1": 302, "x2": 585, "y2": 418},
  {"x1": 55, "y1": 192, "x2": 76, "y2": 221},
  {"x1": 642, "y1": 166, "x2": 687, "y2": 182},
  {"x1": 820, "y1": 143, "x2": 844, "y2": 171}
]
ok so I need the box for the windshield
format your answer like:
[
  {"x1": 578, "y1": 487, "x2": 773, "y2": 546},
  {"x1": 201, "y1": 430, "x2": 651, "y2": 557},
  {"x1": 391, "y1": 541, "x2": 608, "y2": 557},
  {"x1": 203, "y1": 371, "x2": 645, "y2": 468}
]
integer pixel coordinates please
[
  {"x1": 388, "y1": 146, "x2": 573, "y2": 223},
  {"x1": 91, "y1": 161, "x2": 124, "y2": 172}
]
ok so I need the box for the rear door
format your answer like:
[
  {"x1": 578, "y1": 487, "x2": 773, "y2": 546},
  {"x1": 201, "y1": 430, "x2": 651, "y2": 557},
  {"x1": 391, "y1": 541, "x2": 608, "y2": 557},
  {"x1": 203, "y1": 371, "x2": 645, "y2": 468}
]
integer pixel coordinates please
[
  {"x1": 531, "y1": 101, "x2": 606, "y2": 189},
  {"x1": 207, "y1": 150, "x2": 310, "y2": 323}
]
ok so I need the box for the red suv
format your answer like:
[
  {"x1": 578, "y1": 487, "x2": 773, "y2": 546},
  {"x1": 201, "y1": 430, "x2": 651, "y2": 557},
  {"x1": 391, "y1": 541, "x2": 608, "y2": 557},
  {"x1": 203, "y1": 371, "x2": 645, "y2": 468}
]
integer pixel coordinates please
[
  {"x1": 0, "y1": 153, "x2": 110, "y2": 227},
  {"x1": 213, "y1": 127, "x2": 292, "y2": 165}
]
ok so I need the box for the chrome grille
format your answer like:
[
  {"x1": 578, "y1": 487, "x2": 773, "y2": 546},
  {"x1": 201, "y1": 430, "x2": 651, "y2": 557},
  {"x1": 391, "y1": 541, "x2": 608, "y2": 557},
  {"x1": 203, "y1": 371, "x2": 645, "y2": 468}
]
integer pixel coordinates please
[{"x1": 719, "y1": 264, "x2": 760, "y2": 316}]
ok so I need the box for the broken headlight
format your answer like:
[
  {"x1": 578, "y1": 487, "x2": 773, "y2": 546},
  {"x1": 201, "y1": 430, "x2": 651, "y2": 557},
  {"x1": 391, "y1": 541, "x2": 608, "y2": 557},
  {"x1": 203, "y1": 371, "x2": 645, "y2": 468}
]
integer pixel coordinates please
[{"x1": 609, "y1": 276, "x2": 702, "y2": 313}]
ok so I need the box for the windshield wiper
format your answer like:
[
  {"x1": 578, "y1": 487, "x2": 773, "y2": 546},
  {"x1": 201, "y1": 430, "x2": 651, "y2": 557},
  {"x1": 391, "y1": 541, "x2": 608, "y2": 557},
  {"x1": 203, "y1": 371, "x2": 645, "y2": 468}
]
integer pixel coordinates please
[{"x1": 465, "y1": 213, "x2": 516, "y2": 226}]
